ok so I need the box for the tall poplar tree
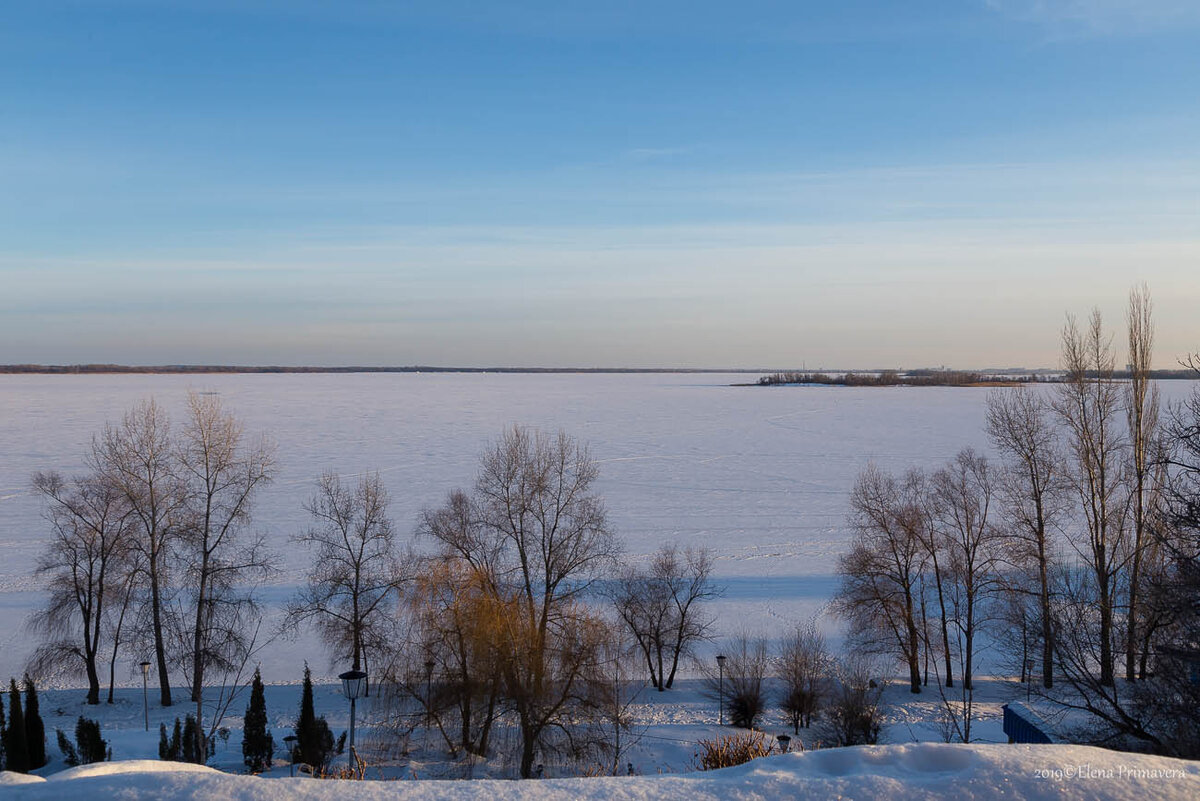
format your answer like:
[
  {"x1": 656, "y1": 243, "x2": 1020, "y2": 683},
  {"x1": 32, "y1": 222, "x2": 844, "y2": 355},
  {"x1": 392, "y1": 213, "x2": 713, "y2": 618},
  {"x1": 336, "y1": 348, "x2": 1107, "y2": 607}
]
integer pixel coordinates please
[
  {"x1": 242, "y1": 668, "x2": 272, "y2": 773},
  {"x1": 23, "y1": 676, "x2": 46, "y2": 769},
  {"x1": 5, "y1": 679, "x2": 29, "y2": 773}
]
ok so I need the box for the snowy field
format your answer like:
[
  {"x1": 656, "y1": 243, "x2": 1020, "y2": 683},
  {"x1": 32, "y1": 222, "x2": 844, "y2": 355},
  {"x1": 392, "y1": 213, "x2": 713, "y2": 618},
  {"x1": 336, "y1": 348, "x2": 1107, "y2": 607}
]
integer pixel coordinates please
[
  {"x1": 6, "y1": 676, "x2": 1200, "y2": 797},
  {"x1": 2, "y1": 372, "x2": 1196, "y2": 689},
  {"x1": 5, "y1": 744, "x2": 1199, "y2": 800}
]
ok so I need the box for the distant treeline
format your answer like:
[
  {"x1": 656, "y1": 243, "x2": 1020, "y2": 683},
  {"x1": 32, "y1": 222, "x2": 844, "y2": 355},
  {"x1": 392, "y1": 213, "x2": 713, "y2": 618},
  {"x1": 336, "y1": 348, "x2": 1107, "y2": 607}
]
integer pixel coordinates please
[
  {"x1": 5, "y1": 364, "x2": 1197, "y2": 380},
  {"x1": 755, "y1": 370, "x2": 1040, "y2": 387},
  {"x1": 0, "y1": 364, "x2": 759, "y2": 375},
  {"x1": 755, "y1": 368, "x2": 1198, "y2": 387}
]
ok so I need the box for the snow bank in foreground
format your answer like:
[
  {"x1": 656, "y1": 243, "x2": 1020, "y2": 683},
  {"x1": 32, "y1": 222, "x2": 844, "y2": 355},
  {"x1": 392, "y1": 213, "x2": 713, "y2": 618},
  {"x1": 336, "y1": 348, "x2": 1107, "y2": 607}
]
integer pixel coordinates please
[{"x1": 3, "y1": 744, "x2": 1198, "y2": 801}]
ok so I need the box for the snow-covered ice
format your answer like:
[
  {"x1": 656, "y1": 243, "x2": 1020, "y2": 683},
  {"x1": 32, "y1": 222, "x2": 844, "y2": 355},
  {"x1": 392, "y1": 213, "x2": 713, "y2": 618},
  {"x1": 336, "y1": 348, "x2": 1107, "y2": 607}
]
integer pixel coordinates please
[{"x1": 2, "y1": 373, "x2": 1196, "y2": 684}]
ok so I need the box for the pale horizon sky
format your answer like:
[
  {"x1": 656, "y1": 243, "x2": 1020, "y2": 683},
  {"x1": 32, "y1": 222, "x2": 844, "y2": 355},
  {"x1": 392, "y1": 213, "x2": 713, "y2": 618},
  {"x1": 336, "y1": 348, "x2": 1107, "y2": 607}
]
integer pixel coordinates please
[{"x1": 3, "y1": 1, "x2": 1199, "y2": 369}]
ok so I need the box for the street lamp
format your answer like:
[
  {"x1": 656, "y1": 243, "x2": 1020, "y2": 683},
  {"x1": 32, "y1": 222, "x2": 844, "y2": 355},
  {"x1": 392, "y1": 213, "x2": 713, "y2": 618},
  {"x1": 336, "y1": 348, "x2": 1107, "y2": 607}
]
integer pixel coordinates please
[
  {"x1": 139, "y1": 661, "x2": 151, "y2": 731},
  {"x1": 283, "y1": 735, "x2": 298, "y2": 777},
  {"x1": 715, "y1": 654, "x2": 727, "y2": 726},
  {"x1": 338, "y1": 669, "x2": 368, "y2": 769},
  {"x1": 777, "y1": 734, "x2": 792, "y2": 753}
]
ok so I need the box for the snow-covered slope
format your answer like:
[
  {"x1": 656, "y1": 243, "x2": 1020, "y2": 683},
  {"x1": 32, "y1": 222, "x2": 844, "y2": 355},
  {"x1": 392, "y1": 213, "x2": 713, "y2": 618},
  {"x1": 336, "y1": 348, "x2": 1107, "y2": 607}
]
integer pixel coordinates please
[{"x1": 4, "y1": 745, "x2": 1198, "y2": 801}]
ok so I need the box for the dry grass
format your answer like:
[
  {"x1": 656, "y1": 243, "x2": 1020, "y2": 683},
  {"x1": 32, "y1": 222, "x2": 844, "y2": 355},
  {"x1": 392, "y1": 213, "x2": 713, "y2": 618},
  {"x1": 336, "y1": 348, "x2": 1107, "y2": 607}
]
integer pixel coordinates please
[{"x1": 694, "y1": 731, "x2": 774, "y2": 771}]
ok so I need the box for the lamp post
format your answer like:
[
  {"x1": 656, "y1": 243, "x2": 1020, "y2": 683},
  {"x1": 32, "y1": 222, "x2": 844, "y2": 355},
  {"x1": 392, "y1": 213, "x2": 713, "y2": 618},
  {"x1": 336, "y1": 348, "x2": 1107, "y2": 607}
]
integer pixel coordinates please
[
  {"x1": 715, "y1": 654, "x2": 727, "y2": 726},
  {"x1": 338, "y1": 669, "x2": 367, "y2": 769},
  {"x1": 283, "y1": 735, "x2": 298, "y2": 777},
  {"x1": 139, "y1": 661, "x2": 151, "y2": 731},
  {"x1": 1025, "y1": 658, "x2": 1035, "y2": 702},
  {"x1": 777, "y1": 734, "x2": 792, "y2": 753}
]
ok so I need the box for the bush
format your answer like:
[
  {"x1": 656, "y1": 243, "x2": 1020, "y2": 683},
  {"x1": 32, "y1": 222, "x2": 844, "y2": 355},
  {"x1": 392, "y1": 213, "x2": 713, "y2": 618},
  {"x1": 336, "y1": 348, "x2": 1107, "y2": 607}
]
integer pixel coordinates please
[
  {"x1": 729, "y1": 690, "x2": 764, "y2": 730},
  {"x1": 56, "y1": 730, "x2": 79, "y2": 767},
  {"x1": 181, "y1": 715, "x2": 202, "y2": 764},
  {"x1": 4, "y1": 678, "x2": 29, "y2": 772},
  {"x1": 159, "y1": 719, "x2": 182, "y2": 761},
  {"x1": 778, "y1": 620, "x2": 829, "y2": 733},
  {"x1": 23, "y1": 676, "x2": 46, "y2": 769},
  {"x1": 242, "y1": 668, "x2": 273, "y2": 773},
  {"x1": 295, "y1": 665, "x2": 334, "y2": 771},
  {"x1": 705, "y1": 634, "x2": 769, "y2": 729},
  {"x1": 75, "y1": 717, "x2": 109, "y2": 764},
  {"x1": 694, "y1": 732, "x2": 773, "y2": 770},
  {"x1": 821, "y1": 658, "x2": 885, "y2": 746}
]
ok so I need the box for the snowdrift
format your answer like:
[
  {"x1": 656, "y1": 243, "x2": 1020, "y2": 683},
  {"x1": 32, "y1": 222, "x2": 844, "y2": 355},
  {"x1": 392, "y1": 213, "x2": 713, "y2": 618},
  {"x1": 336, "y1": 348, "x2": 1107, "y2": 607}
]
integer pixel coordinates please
[{"x1": 2, "y1": 744, "x2": 1198, "y2": 800}]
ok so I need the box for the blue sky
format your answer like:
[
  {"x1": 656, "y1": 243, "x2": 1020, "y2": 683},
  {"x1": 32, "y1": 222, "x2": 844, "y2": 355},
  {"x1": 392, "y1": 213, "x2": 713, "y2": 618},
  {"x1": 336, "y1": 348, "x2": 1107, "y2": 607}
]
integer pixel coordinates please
[{"x1": 3, "y1": 0, "x2": 1199, "y2": 368}]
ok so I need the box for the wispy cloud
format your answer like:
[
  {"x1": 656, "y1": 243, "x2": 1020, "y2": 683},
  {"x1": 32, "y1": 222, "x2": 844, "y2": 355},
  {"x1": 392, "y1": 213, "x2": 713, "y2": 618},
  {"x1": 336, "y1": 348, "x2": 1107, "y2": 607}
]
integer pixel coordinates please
[
  {"x1": 985, "y1": 0, "x2": 1200, "y2": 36},
  {"x1": 620, "y1": 147, "x2": 691, "y2": 163}
]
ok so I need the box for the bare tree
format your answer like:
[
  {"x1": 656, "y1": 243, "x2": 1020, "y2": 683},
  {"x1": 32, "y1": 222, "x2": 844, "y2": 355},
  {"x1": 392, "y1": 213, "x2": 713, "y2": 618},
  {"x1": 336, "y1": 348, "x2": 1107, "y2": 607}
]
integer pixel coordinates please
[
  {"x1": 28, "y1": 472, "x2": 134, "y2": 704},
  {"x1": 404, "y1": 553, "x2": 505, "y2": 757},
  {"x1": 833, "y1": 464, "x2": 926, "y2": 693},
  {"x1": 986, "y1": 385, "x2": 1066, "y2": 688},
  {"x1": 702, "y1": 633, "x2": 770, "y2": 729},
  {"x1": 1053, "y1": 311, "x2": 1129, "y2": 687},
  {"x1": 820, "y1": 655, "x2": 885, "y2": 746},
  {"x1": 611, "y1": 543, "x2": 720, "y2": 691},
  {"x1": 591, "y1": 630, "x2": 646, "y2": 777},
  {"x1": 175, "y1": 391, "x2": 275, "y2": 704},
  {"x1": 901, "y1": 469, "x2": 954, "y2": 689},
  {"x1": 288, "y1": 471, "x2": 407, "y2": 689},
  {"x1": 423, "y1": 426, "x2": 620, "y2": 778},
  {"x1": 989, "y1": 573, "x2": 1041, "y2": 683},
  {"x1": 1131, "y1": 366, "x2": 1200, "y2": 756},
  {"x1": 935, "y1": 680, "x2": 976, "y2": 744},
  {"x1": 104, "y1": 554, "x2": 142, "y2": 704},
  {"x1": 1051, "y1": 348, "x2": 1200, "y2": 756},
  {"x1": 777, "y1": 618, "x2": 829, "y2": 733},
  {"x1": 1124, "y1": 284, "x2": 1161, "y2": 681},
  {"x1": 930, "y1": 448, "x2": 1000, "y2": 692},
  {"x1": 169, "y1": 392, "x2": 276, "y2": 760},
  {"x1": 1048, "y1": 564, "x2": 1165, "y2": 751},
  {"x1": 91, "y1": 398, "x2": 182, "y2": 706}
]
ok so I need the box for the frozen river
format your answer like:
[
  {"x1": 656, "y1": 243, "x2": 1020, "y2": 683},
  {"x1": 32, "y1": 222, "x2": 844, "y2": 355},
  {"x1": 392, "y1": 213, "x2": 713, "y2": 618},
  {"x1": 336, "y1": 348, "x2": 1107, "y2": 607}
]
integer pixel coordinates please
[{"x1": 3, "y1": 373, "x2": 1194, "y2": 684}]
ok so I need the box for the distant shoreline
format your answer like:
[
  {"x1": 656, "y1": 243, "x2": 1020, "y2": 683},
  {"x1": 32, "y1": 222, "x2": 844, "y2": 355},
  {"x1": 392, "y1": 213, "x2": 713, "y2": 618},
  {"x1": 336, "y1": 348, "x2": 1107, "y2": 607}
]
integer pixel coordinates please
[
  {"x1": 3, "y1": 364, "x2": 1194, "y2": 381},
  {"x1": 0, "y1": 364, "x2": 774, "y2": 375},
  {"x1": 742, "y1": 368, "x2": 1199, "y2": 388}
]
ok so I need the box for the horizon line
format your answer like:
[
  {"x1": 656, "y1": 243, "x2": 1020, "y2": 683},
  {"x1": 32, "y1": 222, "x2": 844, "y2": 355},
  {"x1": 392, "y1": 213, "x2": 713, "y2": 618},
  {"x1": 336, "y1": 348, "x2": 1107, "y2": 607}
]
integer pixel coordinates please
[{"x1": 2, "y1": 363, "x2": 1064, "y2": 375}]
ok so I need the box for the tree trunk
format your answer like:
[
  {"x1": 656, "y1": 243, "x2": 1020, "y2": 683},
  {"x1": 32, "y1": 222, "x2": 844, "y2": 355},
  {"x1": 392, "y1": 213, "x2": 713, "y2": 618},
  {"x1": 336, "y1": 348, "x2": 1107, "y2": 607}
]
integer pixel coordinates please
[
  {"x1": 905, "y1": 592, "x2": 922, "y2": 693},
  {"x1": 191, "y1": 550, "x2": 210, "y2": 704},
  {"x1": 1126, "y1": 488, "x2": 1144, "y2": 682},
  {"x1": 477, "y1": 683, "x2": 497, "y2": 756},
  {"x1": 196, "y1": 694, "x2": 207, "y2": 765},
  {"x1": 642, "y1": 647, "x2": 659, "y2": 691},
  {"x1": 1038, "y1": 526, "x2": 1054, "y2": 689},
  {"x1": 108, "y1": 573, "x2": 134, "y2": 705},
  {"x1": 519, "y1": 719, "x2": 537, "y2": 779},
  {"x1": 1098, "y1": 571, "x2": 1114, "y2": 687},
  {"x1": 85, "y1": 657, "x2": 101, "y2": 705},
  {"x1": 149, "y1": 553, "x2": 173, "y2": 706},
  {"x1": 964, "y1": 595, "x2": 975, "y2": 691},
  {"x1": 929, "y1": 549, "x2": 954, "y2": 688}
]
